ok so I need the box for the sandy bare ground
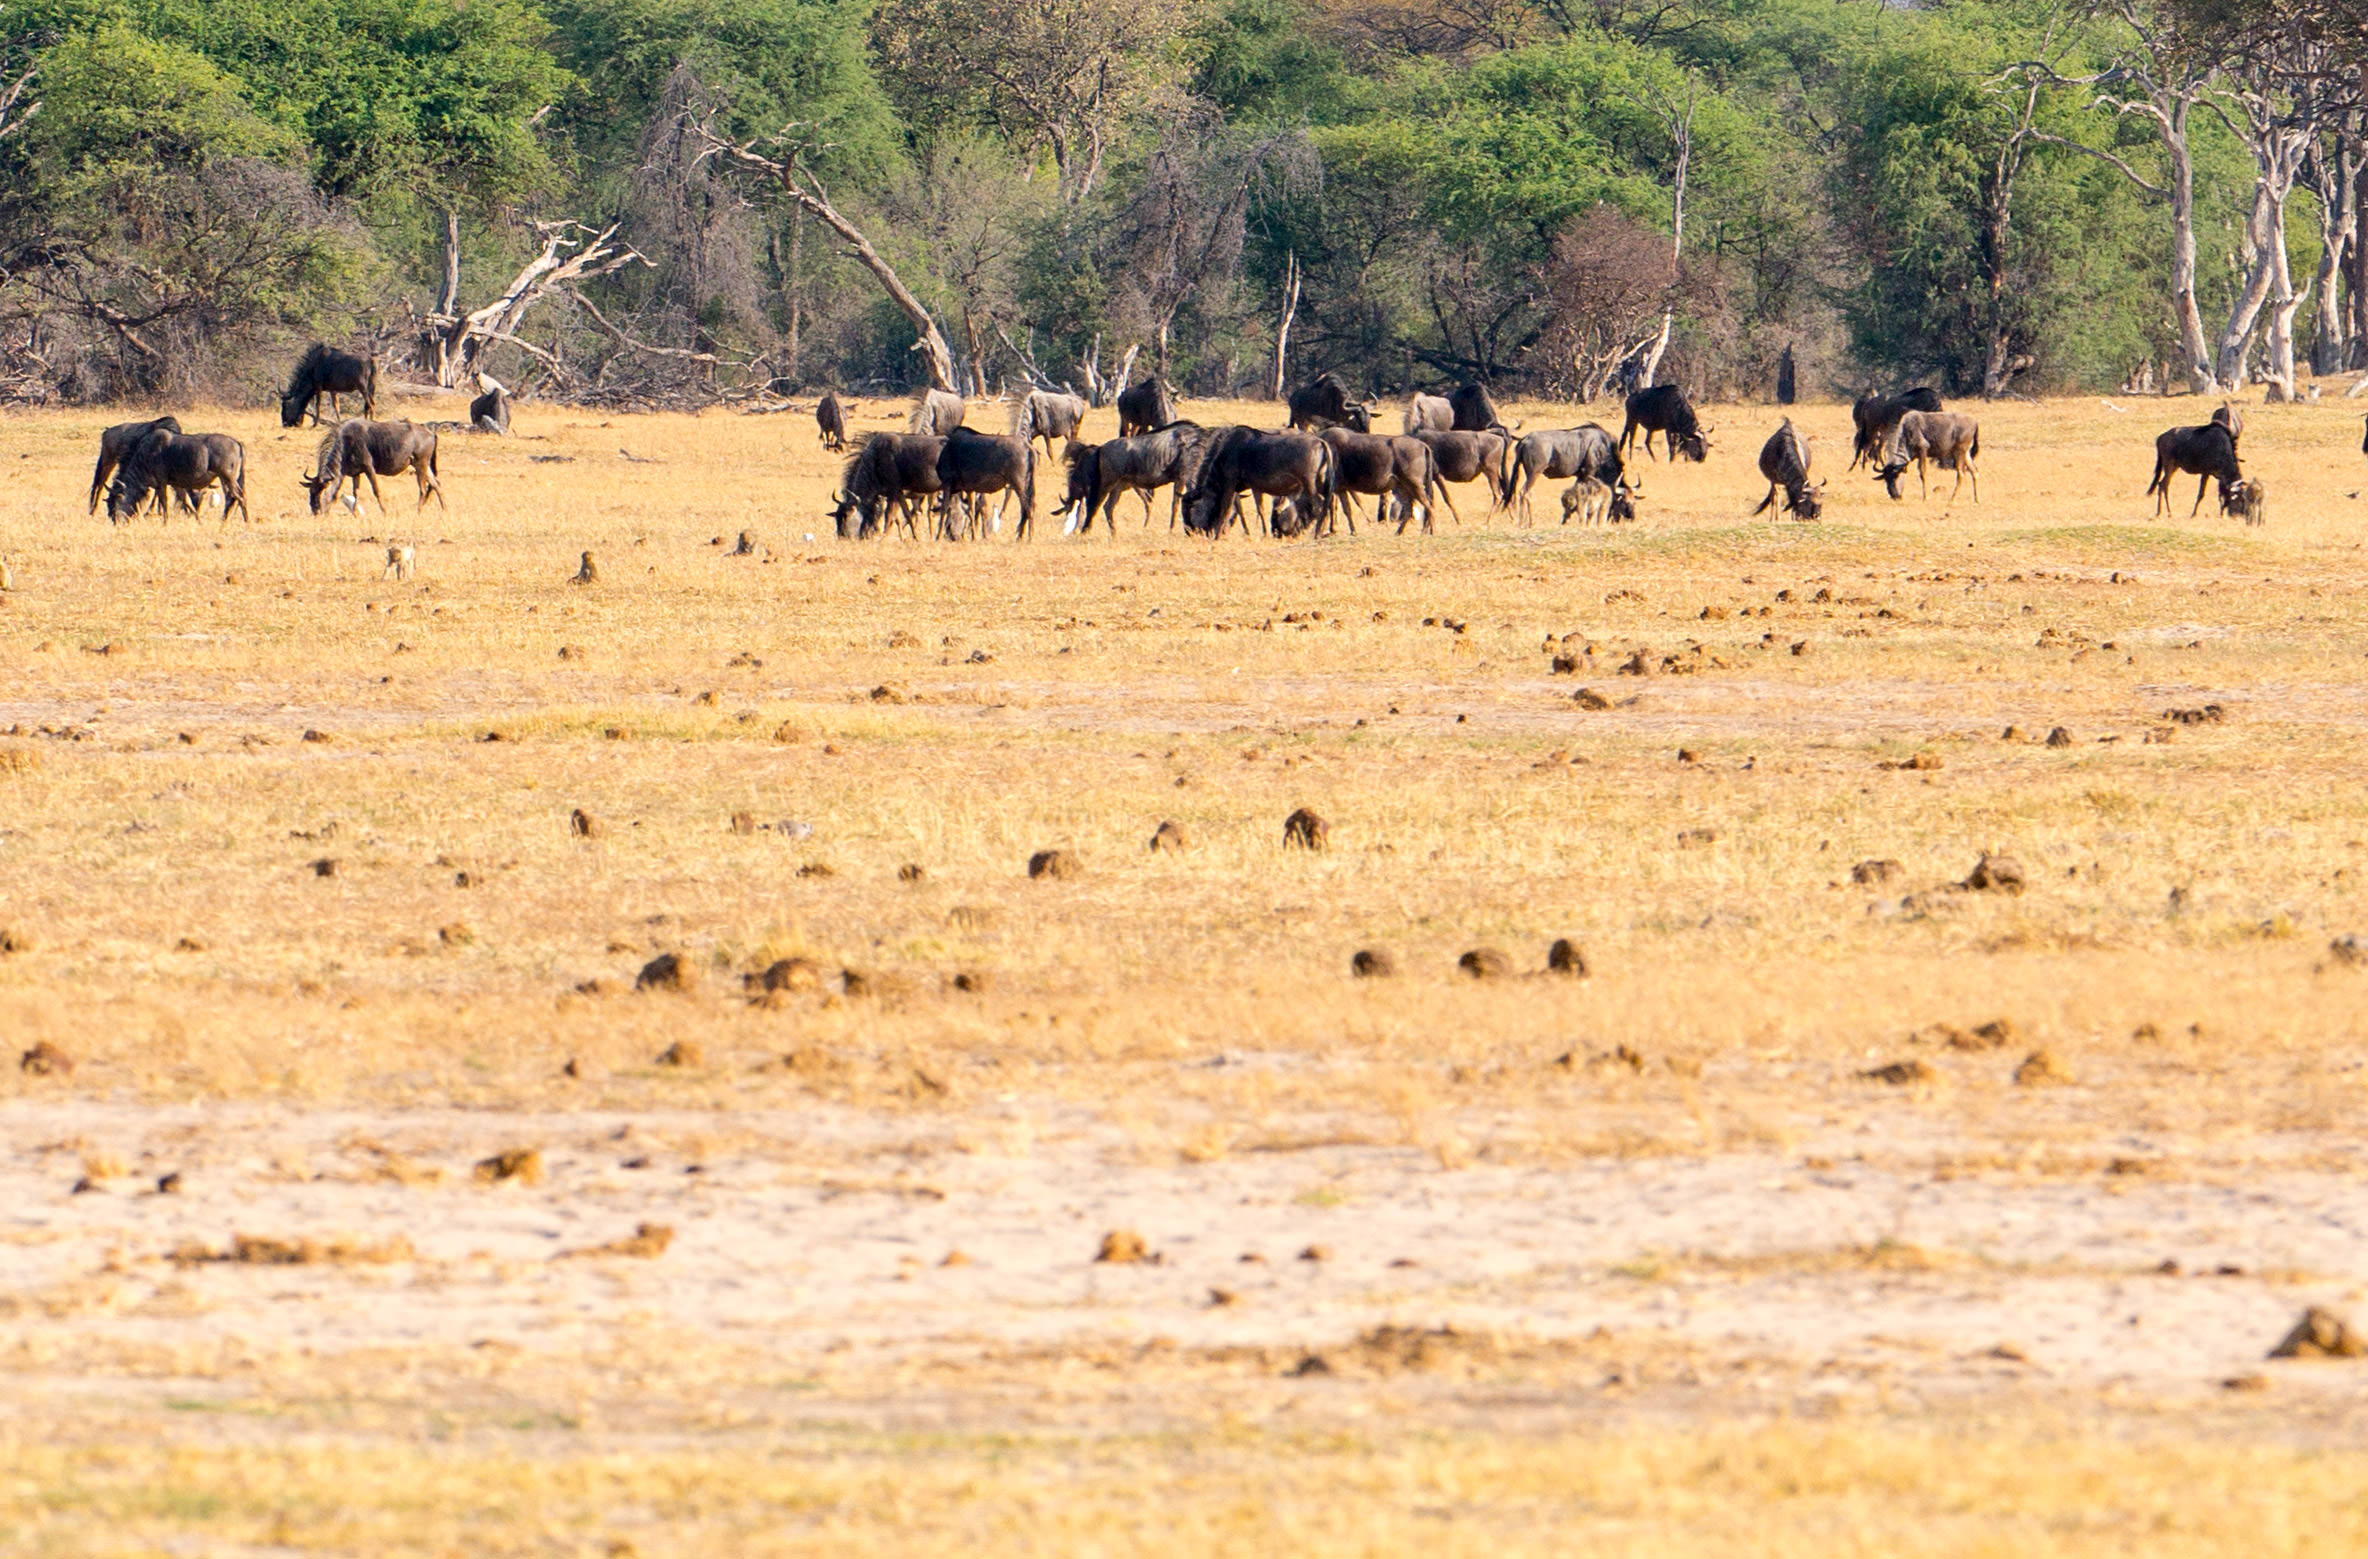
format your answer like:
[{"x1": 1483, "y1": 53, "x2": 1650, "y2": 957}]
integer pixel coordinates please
[{"x1": 9, "y1": 1100, "x2": 2365, "y2": 1427}]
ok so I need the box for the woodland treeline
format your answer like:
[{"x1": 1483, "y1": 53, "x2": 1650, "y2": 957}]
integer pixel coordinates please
[{"x1": 0, "y1": 0, "x2": 2359, "y2": 405}]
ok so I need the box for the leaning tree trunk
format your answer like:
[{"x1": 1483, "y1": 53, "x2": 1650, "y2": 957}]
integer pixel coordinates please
[{"x1": 700, "y1": 129, "x2": 957, "y2": 392}]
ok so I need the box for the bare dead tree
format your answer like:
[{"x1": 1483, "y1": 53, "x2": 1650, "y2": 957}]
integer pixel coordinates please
[
  {"x1": 2303, "y1": 104, "x2": 2362, "y2": 373},
  {"x1": 1635, "y1": 71, "x2": 1695, "y2": 388},
  {"x1": 1536, "y1": 206, "x2": 1671, "y2": 401},
  {"x1": 2011, "y1": 0, "x2": 2225, "y2": 393},
  {"x1": 419, "y1": 222, "x2": 648, "y2": 388},
  {"x1": 695, "y1": 121, "x2": 958, "y2": 392},
  {"x1": 1271, "y1": 250, "x2": 1301, "y2": 400}
]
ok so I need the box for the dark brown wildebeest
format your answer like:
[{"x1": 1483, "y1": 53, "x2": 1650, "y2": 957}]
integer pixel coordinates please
[
  {"x1": 279, "y1": 344, "x2": 377, "y2": 428},
  {"x1": 1510, "y1": 426, "x2": 1631, "y2": 525},
  {"x1": 1180, "y1": 427, "x2": 1336, "y2": 538},
  {"x1": 1403, "y1": 393, "x2": 1453, "y2": 433},
  {"x1": 935, "y1": 427, "x2": 1034, "y2": 540},
  {"x1": 1011, "y1": 388, "x2": 1089, "y2": 456},
  {"x1": 1321, "y1": 427, "x2": 1443, "y2": 534},
  {"x1": 469, "y1": 375, "x2": 511, "y2": 435},
  {"x1": 1848, "y1": 387, "x2": 1941, "y2": 470},
  {"x1": 1409, "y1": 428, "x2": 1511, "y2": 512},
  {"x1": 301, "y1": 420, "x2": 444, "y2": 515},
  {"x1": 831, "y1": 433, "x2": 945, "y2": 538},
  {"x1": 816, "y1": 391, "x2": 846, "y2": 451},
  {"x1": 1062, "y1": 423, "x2": 1206, "y2": 533},
  {"x1": 1286, "y1": 372, "x2": 1373, "y2": 433},
  {"x1": 1448, "y1": 381, "x2": 1508, "y2": 433},
  {"x1": 1116, "y1": 376, "x2": 1175, "y2": 437},
  {"x1": 2145, "y1": 418, "x2": 2243, "y2": 518},
  {"x1": 89, "y1": 416, "x2": 182, "y2": 514},
  {"x1": 1876, "y1": 410, "x2": 1979, "y2": 501},
  {"x1": 1752, "y1": 418, "x2": 1824, "y2": 520},
  {"x1": 1619, "y1": 385, "x2": 1710, "y2": 462},
  {"x1": 107, "y1": 429, "x2": 250, "y2": 524},
  {"x1": 909, "y1": 387, "x2": 966, "y2": 436}
]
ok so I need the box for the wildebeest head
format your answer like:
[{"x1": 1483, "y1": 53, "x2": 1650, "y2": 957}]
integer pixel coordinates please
[
  {"x1": 1609, "y1": 476, "x2": 1639, "y2": 523},
  {"x1": 829, "y1": 490, "x2": 864, "y2": 538},
  {"x1": 1676, "y1": 424, "x2": 1710, "y2": 462},
  {"x1": 1875, "y1": 461, "x2": 1906, "y2": 500},
  {"x1": 279, "y1": 387, "x2": 308, "y2": 428},
  {"x1": 2221, "y1": 475, "x2": 2266, "y2": 527},
  {"x1": 1339, "y1": 401, "x2": 1375, "y2": 434},
  {"x1": 1792, "y1": 478, "x2": 1826, "y2": 521}
]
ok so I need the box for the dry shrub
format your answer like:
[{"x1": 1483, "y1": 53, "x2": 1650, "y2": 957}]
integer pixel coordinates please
[
  {"x1": 1028, "y1": 849, "x2": 1081, "y2": 880},
  {"x1": 1096, "y1": 1229, "x2": 1152, "y2": 1264},
  {"x1": 637, "y1": 954, "x2": 695, "y2": 992},
  {"x1": 1283, "y1": 808, "x2": 1329, "y2": 851},
  {"x1": 1962, "y1": 853, "x2": 2026, "y2": 894},
  {"x1": 751, "y1": 957, "x2": 824, "y2": 993},
  {"x1": 561, "y1": 1223, "x2": 674, "y2": 1260},
  {"x1": 655, "y1": 1039, "x2": 704, "y2": 1067},
  {"x1": 1547, "y1": 938, "x2": 1588, "y2": 976},
  {"x1": 19, "y1": 1041, "x2": 72, "y2": 1077},
  {"x1": 473, "y1": 1148, "x2": 543, "y2": 1186},
  {"x1": 1351, "y1": 948, "x2": 1396, "y2": 978}
]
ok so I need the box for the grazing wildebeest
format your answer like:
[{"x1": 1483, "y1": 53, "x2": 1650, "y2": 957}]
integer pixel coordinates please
[
  {"x1": 1752, "y1": 418, "x2": 1824, "y2": 520},
  {"x1": 815, "y1": 391, "x2": 846, "y2": 451},
  {"x1": 1063, "y1": 422, "x2": 1205, "y2": 532},
  {"x1": 909, "y1": 387, "x2": 966, "y2": 436},
  {"x1": 1510, "y1": 425, "x2": 1632, "y2": 525},
  {"x1": 935, "y1": 427, "x2": 1035, "y2": 540},
  {"x1": 1116, "y1": 376, "x2": 1175, "y2": 437},
  {"x1": 1403, "y1": 393, "x2": 1454, "y2": 434},
  {"x1": 1448, "y1": 381, "x2": 1508, "y2": 433},
  {"x1": 2145, "y1": 418, "x2": 2244, "y2": 518},
  {"x1": 1876, "y1": 410, "x2": 1979, "y2": 501},
  {"x1": 88, "y1": 416, "x2": 183, "y2": 514},
  {"x1": 1180, "y1": 427, "x2": 1336, "y2": 538},
  {"x1": 1321, "y1": 427, "x2": 1443, "y2": 534},
  {"x1": 830, "y1": 432, "x2": 945, "y2": 538},
  {"x1": 469, "y1": 376, "x2": 511, "y2": 435},
  {"x1": 300, "y1": 420, "x2": 444, "y2": 515},
  {"x1": 1408, "y1": 428, "x2": 1512, "y2": 512},
  {"x1": 279, "y1": 344, "x2": 377, "y2": 428},
  {"x1": 107, "y1": 429, "x2": 250, "y2": 523},
  {"x1": 1011, "y1": 388, "x2": 1089, "y2": 456},
  {"x1": 1286, "y1": 372, "x2": 1373, "y2": 432},
  {"x1": 1619, "y1": 385, "x2": 1710, "y2": 462},
  {"x1": 1848, "y1": 387, "x2": 1942, "y2": 470}
]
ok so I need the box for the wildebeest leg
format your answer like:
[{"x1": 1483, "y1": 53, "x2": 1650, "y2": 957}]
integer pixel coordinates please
[
  {"x1": 1139, "y1": 489, "x2": 1156, "y2": 527},
  {"x1": 2191, "y1": 473, "x2": 2208, "y2": 517}
]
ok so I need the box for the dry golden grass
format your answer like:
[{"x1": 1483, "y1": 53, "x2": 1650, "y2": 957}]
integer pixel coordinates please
[{"x1": 5, "y1": 382, "x2": 2368, "y2": 1549}]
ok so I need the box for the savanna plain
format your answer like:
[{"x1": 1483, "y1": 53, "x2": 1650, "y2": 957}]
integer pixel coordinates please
[{"x1": 3, "y1": 386, "x2": 2368, "y2": 1555}]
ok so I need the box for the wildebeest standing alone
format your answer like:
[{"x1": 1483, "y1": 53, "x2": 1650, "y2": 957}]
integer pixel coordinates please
[
  {"x1": 831, "y1": 432, "x2": 945, "y2": 538},
  {"x1": 815, "y1": 391, "x2": 846, "y2": 451},
  {"x1": 300, "y1": 420, "x2": 444, "y2": 515},
  {"x1": 279, "y1": 344, "x2": 378, "y2": 428},
  {"x1": 107, "y1": 429, "x2": 250, "y2": 523},
  {"x1": 2146, "y1": 416, "x2": 2244, "y2": 518},
  {"x1": 469, "y1": 375, "x2": 512, "y2": 435},
  {"x1": 1876, "y1": 410, "x2": 1979, "y2": 502},
  {"x1": 1011, "y1": 388, "x2": 1088, "y2": 456},
  {"x1": 935, "y1": 427, "x2": 1035, "y2": 540},
  {"x1": 1181, "y1": 427, "x2": 1336, "y2": 538},
  {"x1": 1286, "y1": 372, "x2": 1373, "y2": 433},
  {"x1": 1752, "y1": 418, "x2": 1823, "y2": 520},
  {"x1": 1116, "y1": 377, "x2": 1175, "y2": 437},
  {"x1": 909, "y1": 387, "x2": 966, "y2": 436},
  {"x1": 1849, "y1": 387, "x2": 1942, "y2": 470},
  {"x1": 1619, "y1": 386, "x2": 1710, "y2": 462},
  {"x1": 88, "y1": 416, "x2": 182, "y2": 514}
]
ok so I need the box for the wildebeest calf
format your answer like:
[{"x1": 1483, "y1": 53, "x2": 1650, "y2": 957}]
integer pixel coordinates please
[
  {"x1": 1752, "y1": 418, "x2": 1823, "y2": 520},
  {"x1": 1619, "y1": 385, "x2": 1709, "y2": 462},
  {"x1": 1877, "y1": 410, "x2": 1979, "y2": 501}
]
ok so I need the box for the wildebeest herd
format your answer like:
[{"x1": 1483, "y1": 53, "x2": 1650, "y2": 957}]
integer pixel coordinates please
[
  {"x1": 73, "y1": 346, "x2": 2284, "y2": 538},
  {"x1": 88, "y1": 347, "x2": 508, "y2": 525}
]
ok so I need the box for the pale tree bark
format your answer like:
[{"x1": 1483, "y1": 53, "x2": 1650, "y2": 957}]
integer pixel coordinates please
[
  {"x1": 1637, "y1": 74, "x2": 1694, "y2": 389},
  {"x1": 697, "y1": 124, "x2": 957, "y2": 392},
  {"x1": 2207, "y1": 91, "x2": 2312, "y2": 392},
  {"x1": 2304, "y1": 115, "x2": 2360, "y2": 374},
  {"x1": 1271, "y1": 250, "x2": 1299, "y2": 401},
  {"x1": 420, "y1": 221, "x2": 648, "y2": 388},
  {"x1": 2016, "y1": 1, "x2": 2222, "y2": 394}
]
